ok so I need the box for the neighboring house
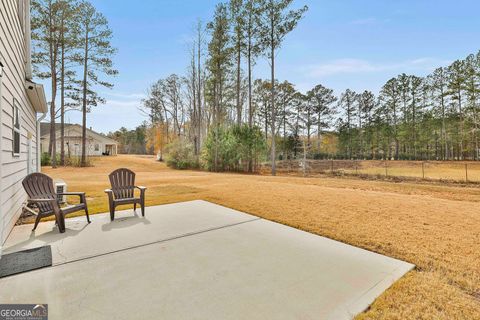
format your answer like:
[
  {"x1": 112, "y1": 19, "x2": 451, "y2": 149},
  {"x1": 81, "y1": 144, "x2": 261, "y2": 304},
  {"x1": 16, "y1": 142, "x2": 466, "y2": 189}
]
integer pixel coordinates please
[
  {"x1": 40, "y1": 123, "x2": 118, "y2": 157},
  {"x1": 0, "y1": 1, "x2": 48, "y2": 248}
]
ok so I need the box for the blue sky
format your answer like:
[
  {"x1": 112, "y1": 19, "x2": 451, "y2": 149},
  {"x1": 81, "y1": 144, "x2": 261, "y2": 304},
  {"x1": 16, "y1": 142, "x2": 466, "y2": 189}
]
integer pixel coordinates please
[{"x1": 54, "y1": 0, "x2": 480, "y2": 133}]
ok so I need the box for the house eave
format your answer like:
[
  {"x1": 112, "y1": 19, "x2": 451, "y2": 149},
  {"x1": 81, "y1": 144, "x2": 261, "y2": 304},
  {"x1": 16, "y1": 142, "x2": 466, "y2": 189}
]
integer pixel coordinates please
[{"x1": 26, "y1": 80, "x2": 47, "y2": 113}]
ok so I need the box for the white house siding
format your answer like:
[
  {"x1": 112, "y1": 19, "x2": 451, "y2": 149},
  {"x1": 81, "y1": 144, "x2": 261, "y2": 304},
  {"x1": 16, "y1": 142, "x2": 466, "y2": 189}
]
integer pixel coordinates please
[{"x1": 0, "y1": 0, "x2": 39, "y2": 244}]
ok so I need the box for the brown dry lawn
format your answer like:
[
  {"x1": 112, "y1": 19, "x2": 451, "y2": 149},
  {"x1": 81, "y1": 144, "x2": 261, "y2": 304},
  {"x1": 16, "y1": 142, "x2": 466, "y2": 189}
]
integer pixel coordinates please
[
  {"x1": 352, "y1": 160, "x2": 480, "y2": 182},
  {"x1": 40, "y1": 155, "x2": 480, "y2": 319}
]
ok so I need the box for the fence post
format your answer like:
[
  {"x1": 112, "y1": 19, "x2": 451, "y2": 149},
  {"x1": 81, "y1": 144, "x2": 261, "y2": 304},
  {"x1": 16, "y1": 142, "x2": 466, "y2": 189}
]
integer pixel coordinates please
[
  {"x1": 422, "y1": 161, "x2": 425, "y2": 179},
  {"x1": 385, "y1": 160, "x2": 388, "y2": 177},
  {"x1": 465, "y1": 163, "x2": 468, "y2": 182},
  {"x1": 331, "y1": 159, "x2": 334, "y2": 173},
  {"x1": 355, "y1": 160, "x2": 358, "y2": 175}
]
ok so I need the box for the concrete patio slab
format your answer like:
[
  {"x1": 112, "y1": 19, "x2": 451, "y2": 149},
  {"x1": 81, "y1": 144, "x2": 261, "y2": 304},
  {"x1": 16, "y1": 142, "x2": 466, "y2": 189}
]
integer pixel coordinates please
[
  {"x1": 0, "y1": 200, "x2": 414, "y2": 320},
  {"x1": 3, "y1": 200, "x2": 258, "y2": 265}
]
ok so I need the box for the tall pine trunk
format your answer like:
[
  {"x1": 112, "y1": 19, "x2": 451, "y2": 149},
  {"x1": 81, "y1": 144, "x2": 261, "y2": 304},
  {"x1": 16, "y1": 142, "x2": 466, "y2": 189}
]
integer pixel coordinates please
[
  {"x1": 270, "y1": 19, "x2": 276, "y2": 176},
  {"x1": 60, "y1": 25, "x2": 65, "y2": 166},
  {"x1": 49, "y1": 78, "x2": 57, "y2": 168},
  {"x1": 247, "y1": 30, "x2": 253, "y2": 172},
  {"x1": 197, "y1": 31, "x2": 202, "y2": 153},
  {"x1": 81, "y1": 30, "x2": 89, "y2": 167},
  {"x1": 48, "y1": 6, "x2": 57, "y2": 168},
  {"x1": 236, "y1": 43, "x2": 241, "y2": 125}
]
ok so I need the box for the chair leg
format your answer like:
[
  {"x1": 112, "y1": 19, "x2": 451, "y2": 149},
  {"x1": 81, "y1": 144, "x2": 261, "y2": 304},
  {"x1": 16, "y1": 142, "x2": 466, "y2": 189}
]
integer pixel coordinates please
[
  {"x1": 110, "y1": 204, "x2": 115, "y2": 221},
  {"x1": 32, "y1": 214, "x2": 42, "y2": 231},
  {"x1": 85, "y1": 206, "x2": 91, "y2": 224},
  {"x1": 134, "y1": 203, "x2": 136, "y2": 211},
  {"x1": 141, "y1": 201, "x2": 145, "y2": 217},
  {"x1": 56, "y1": 212, "x2": 66, "y2": 233}
]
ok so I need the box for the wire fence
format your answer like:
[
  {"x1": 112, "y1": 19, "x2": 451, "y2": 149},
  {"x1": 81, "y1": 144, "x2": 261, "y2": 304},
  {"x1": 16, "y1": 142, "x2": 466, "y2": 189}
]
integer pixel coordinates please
[{"x1": 259, "y1": 160, "x2": 480, "y2": 183}]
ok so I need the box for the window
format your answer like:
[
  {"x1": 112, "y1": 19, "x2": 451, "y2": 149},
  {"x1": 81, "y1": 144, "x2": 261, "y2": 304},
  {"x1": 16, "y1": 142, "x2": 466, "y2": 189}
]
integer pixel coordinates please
[
  {"x1": 12, "y1": 100, "x2": 21, "y2": 156},
  {"x1": 94, "y1": 144, "x2": 100, "y2": 151}
]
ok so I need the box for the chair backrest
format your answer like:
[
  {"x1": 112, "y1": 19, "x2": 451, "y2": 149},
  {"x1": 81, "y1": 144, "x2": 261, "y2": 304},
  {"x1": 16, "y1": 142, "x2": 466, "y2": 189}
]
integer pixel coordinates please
[
  {"x1": 22, "y1": 172, "x2": 56, "y2": 213},
  {"x1": 109, "y1": 168, "x2": 136, "y2": 199}
]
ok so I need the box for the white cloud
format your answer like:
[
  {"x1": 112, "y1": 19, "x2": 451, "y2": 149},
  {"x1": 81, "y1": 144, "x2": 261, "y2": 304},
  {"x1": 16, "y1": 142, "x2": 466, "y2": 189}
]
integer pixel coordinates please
[
  {"x1": 307, "y1": 59, "x2": 379, "y2": 77},
  {"x1": 101, "y1": 91, "x2": 146, "y2": 100},
  {"x1": 306, "y1": 57, "x2": 451, "y2": 78},
  {"x1": 95, "y1": 99, "x2": 142, "y2": 112}
]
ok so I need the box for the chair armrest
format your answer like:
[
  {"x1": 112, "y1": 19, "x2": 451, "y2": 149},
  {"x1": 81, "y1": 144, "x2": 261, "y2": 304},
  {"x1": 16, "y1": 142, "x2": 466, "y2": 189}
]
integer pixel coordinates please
[
  {"x1": 58, "y1": 192, "x2": 85, "y2": 196},
  {"x1": 28, "y1": 198, "x2": 57, "y2": 203},
  {"x1": 27, "y1": 198, "x2": 61, "y2": 213},
  {"x1": 135, "y1": 186, "x2": 147, "y2": 190},
  {"x1": 105, "y1": 189, "x2": 114, "y2": 202},
  {"x1": 58, "y1": 192, "x2": 87, "y2": 204}
]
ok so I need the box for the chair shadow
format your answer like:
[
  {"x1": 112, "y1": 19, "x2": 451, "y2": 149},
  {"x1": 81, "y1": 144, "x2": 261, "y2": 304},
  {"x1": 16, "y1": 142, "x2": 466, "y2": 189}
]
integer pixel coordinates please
[
  {"x1": 101, "y1": 210, "x2": 151, "y2": 232},
  {"x1": 4, "y1": 222, "x2": 90, "y2": 254}
]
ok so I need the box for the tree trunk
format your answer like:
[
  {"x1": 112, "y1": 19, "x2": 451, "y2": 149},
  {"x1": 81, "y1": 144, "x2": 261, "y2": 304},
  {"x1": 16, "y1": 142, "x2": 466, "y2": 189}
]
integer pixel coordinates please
[
  {"x1": 412, "y1": 95, "x2": 417, "y2": 160},
  {"x1": 49, "y1": 82, "x2": 57, "y2": 168},
  {"x1": 358, "y1": 106, "x2": 363, "y2": 159},
  {"x1": 394, "y1": 103, "x2": 398, "y2": 160},
  {"x1": 60, "y1": 26, "x2": 65, "y2": 166},
  {"x1": 440, "y1": 88, "x2": 447, "y2": 160},
  {"x1": 81, "y1": 29, "x2": 89, "y2": 167},
  {"x1": 317, "y1": 115, "x2": 321, "y2": 155},
  {"x1": 197, "y1": 29, "x2": 202, "y2": 154},
  {"x1": 248, "y1": 35, "x2": 253, "y2": 128},
  {"x1": 458, "y1": 90, "x2": 464, "y2": 160},
  {"x1": 48, "y1": 6, "x2": 57, "y2": 168},
  {"x1": 247, "y1": 31, "x2": 254, "y2": 172},
  {"x1": 270, "y1": 19, "x2": 276, "y2": 176},
  {"x1": 236, "y1": 42, "x2": 241, "y2": 125}
]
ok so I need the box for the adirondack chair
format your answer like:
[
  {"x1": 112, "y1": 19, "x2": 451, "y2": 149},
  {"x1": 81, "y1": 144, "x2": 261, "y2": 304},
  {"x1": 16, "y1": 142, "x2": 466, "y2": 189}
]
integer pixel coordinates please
[
  {"x1": 105, "y1": 168, "x2": 146, "y2": 221},
  {"x1": 22, "y1": 173, "x2": 90, "y2": 233}
]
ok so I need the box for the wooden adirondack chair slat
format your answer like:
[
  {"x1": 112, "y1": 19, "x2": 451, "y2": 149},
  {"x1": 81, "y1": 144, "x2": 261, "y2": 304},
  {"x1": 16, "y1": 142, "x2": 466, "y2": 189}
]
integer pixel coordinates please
[
  {"x1": 22, "y1": 173, "x2": 90, "y2": 233},
  {"x1": 105, "y1": 168, "x2": 146, "y2": 221}
]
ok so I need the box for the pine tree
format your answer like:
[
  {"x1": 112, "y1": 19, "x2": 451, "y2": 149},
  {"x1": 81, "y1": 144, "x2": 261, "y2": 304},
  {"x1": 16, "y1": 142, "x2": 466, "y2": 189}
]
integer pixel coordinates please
[
  {"x1": 57, "y1": 0, "x2": 79, "y2": 165},
  {"x1": 410, "y1": 75, "x2": 424, "y2": 159},
  {"x1": 306, "y1": 84, "x2": 337, "y2": 154},
  {"x1": 447, "y1": 60, "x2": 467, "y2": 159},
  {"x1": 358, "y1": 90, "x2": 375, "y2": 159},
  {"x1": 72, "y1": 1, "x2": 117, "y2": 166},
  {"x1": 379, "y1": 78, "x2": 400, "y2": 159},
  {"x1": 229, "y1": 0, "x2": 246, "y2": 125},
  {"x1": 338, "y1": 89, "x2": 358, "y2": 159},
  {"x1": 242, "y1": 0, "x2": 262, "y2": 128},
  {"x1": 430, "y1": 67, "x2": 449, "y2": 159},
  {"x1": 31, "y1": 0, "x2": 66, "y2": 168},
  {"x1": 256, "y1": 0, "x2": 307, "y2": 175}
]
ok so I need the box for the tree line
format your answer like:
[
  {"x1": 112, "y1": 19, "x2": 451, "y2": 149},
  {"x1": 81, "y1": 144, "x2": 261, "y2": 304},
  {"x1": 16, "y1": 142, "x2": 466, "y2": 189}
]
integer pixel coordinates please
[
  {"x1": 142, "y1": 0, "x2": 308, "y2": 174},
  {"x1": 142, "y1": 0, "x2": 480, "y2": 172},
  {"x1": 337, "y1": 52, "x2": 480, "y2": 161},
  {"x1": 107, "y1": 124, "x2": 149, "y2": 155},
  {"x1": 32, "y1": 0, "x2": 117, "y2": 167}
]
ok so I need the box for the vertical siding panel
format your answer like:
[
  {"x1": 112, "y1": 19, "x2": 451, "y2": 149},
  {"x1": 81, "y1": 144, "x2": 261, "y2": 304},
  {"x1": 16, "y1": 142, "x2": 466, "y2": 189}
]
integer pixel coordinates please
[{"x1": 0, "y1": 0, "x2": 40, "y2": 244}]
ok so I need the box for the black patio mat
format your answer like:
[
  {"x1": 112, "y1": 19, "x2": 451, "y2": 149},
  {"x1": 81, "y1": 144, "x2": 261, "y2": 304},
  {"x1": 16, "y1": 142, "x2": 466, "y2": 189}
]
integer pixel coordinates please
[{"x1": 0, "y1": 246, "x2": 52, "y2": 278}]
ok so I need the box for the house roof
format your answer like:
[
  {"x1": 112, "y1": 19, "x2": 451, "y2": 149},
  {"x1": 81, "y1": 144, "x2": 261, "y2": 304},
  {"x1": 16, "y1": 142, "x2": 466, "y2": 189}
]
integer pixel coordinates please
[{"x1": 40, "y1": 123, "x2": 117, "y2": 144}]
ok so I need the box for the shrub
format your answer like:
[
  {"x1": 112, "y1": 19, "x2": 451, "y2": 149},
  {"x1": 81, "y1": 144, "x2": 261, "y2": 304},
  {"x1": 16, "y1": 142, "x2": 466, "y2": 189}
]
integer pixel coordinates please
[
  {"x1": 41, "y1": 152, "x2": 93, "y2": 167},
  {"x1": 41, "y1": 152, "x2": 51, "y2": 166},
  {"x1": 40, "y1": 152, "x2": 61, "y2": 166},
  {"x1": 202, "y1": 124, "x2": 266, "y2": 172},
  {"x1": 165, "y1": 139, "x2": 198, "y2": 169},
  {"x1": 65, "y1": 156, "x2": 93, "y2": 167}
]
